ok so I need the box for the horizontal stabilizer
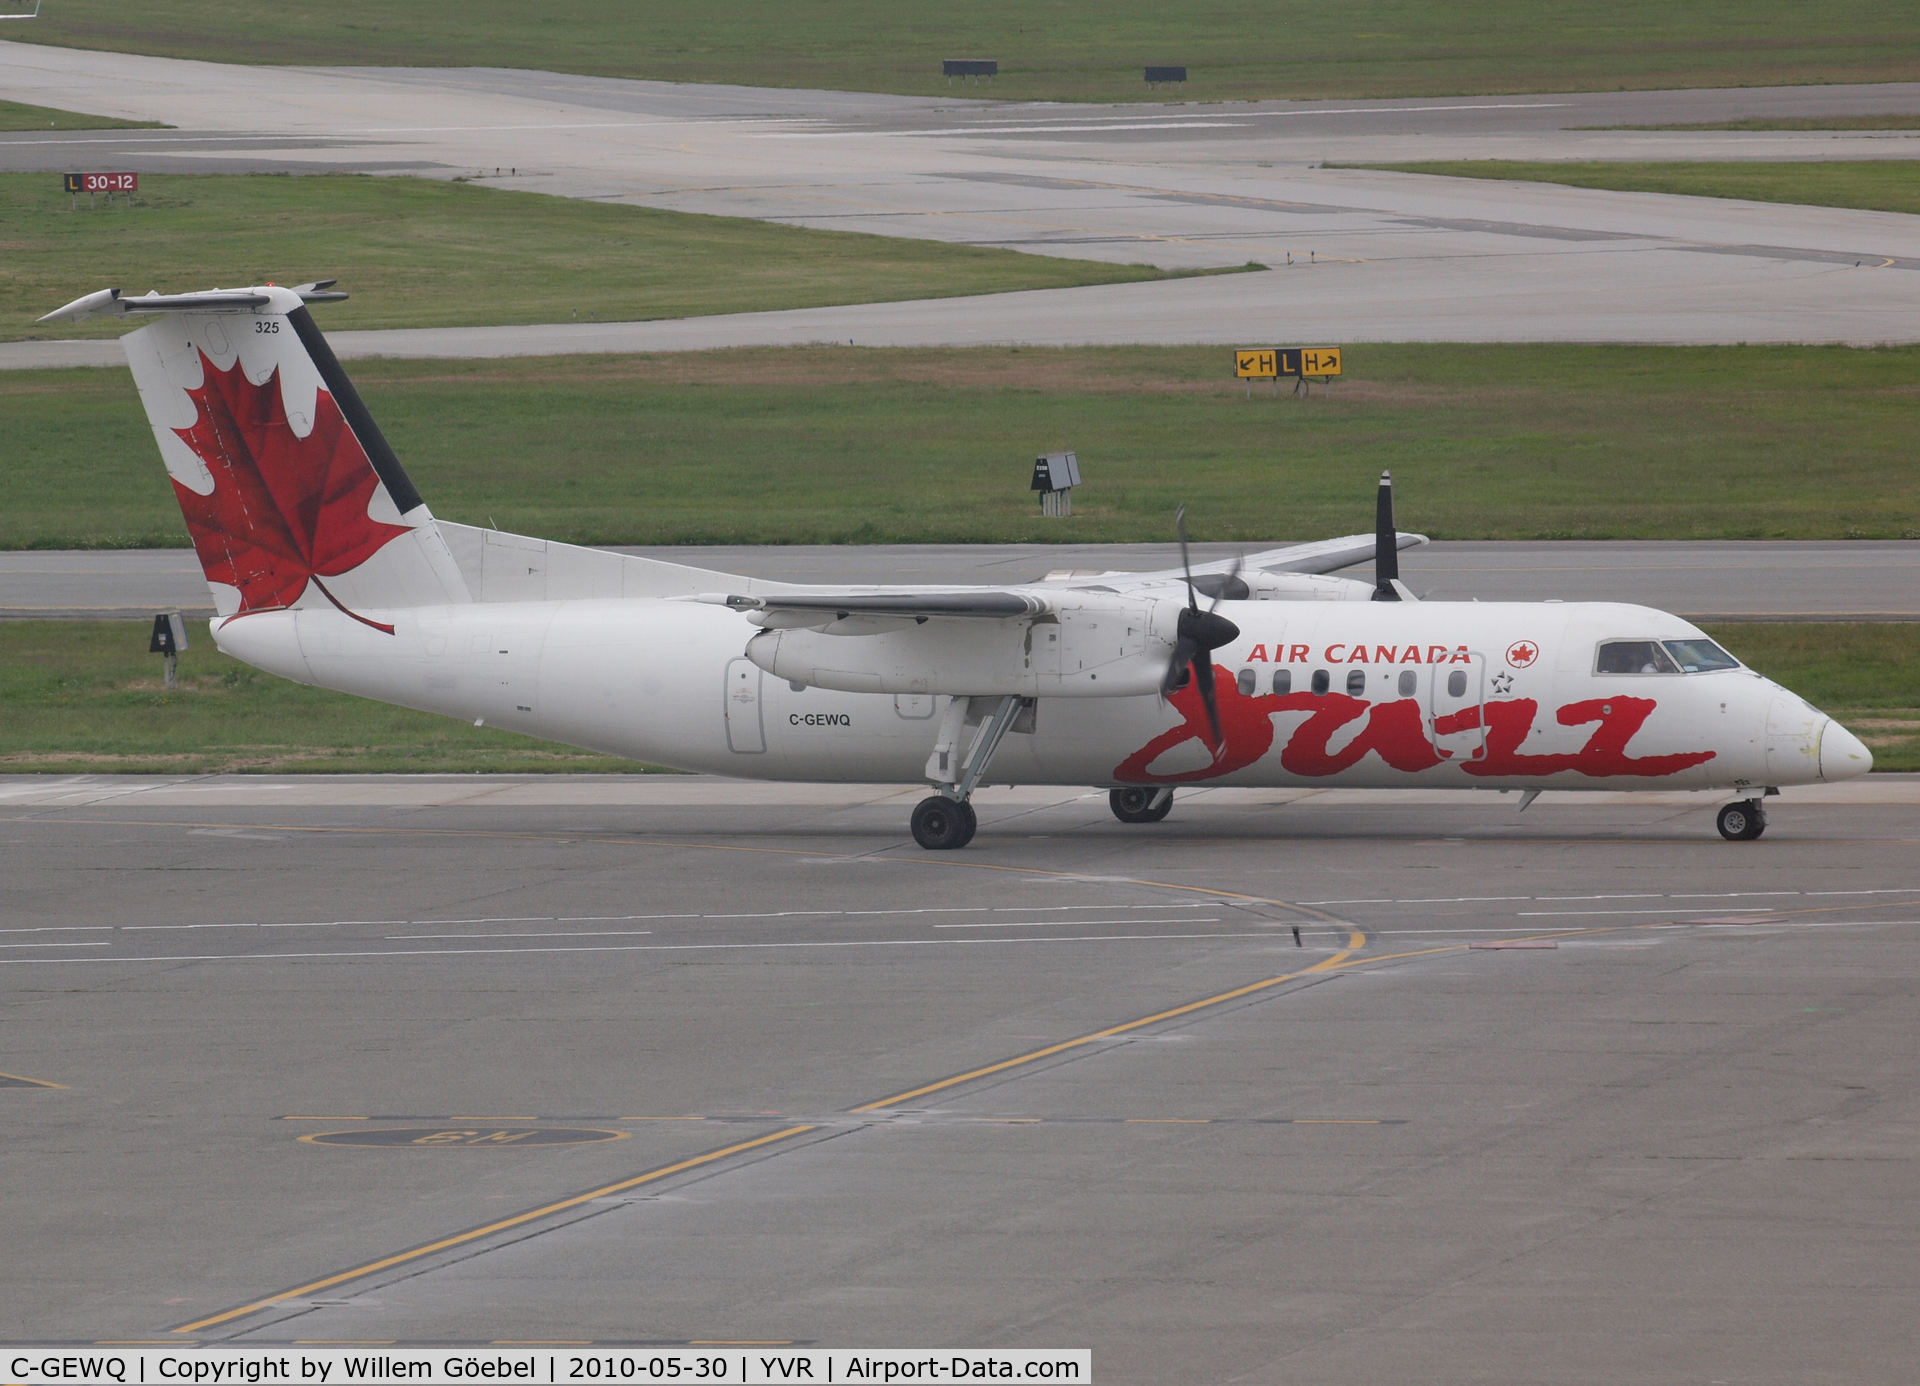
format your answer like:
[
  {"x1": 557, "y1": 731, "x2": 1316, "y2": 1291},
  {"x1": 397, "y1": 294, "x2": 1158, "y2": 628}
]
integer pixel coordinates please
[{"x1": 39, "y1": 282, "x2": 347, "y2": 325}]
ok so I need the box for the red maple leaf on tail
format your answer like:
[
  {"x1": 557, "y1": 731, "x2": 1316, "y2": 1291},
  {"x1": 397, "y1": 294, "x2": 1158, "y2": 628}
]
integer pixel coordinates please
[{"x1": 171, "y1": 351, "x2": 410, "y2": 633}]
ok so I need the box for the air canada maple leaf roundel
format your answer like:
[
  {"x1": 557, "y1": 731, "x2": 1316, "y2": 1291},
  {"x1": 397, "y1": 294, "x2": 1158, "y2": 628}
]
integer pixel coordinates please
[
  {"x1": 1506, "y1": 639, "x2": 1540, "y2": 669},
  {"x1": 171, "y1": 352, "x2": 409, "y2": 630}
]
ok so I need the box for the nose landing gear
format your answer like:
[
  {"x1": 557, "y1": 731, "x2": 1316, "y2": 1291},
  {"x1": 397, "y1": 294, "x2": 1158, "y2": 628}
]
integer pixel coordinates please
[{"x1": 1716, "y1": 799, "x2": 1768, "y2": 841}]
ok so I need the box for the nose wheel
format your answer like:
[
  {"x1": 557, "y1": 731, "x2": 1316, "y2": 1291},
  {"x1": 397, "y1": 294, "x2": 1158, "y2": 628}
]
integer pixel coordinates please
[
  {"x1": 911, "y1": 795, "x2": 977, "y2": 850},
  {"x1": 1109, "y1": 786, "x2": 1174, "y2": 824},
  {"x1": 1716, "y1": 799, "x2": 1768, "y2": 841}
]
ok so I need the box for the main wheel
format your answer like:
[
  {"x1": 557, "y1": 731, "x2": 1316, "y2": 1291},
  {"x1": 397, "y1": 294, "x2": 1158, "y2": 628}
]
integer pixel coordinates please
[
  {"x1": 1716, "y1": 800, "x2": 1767, "y2": 842},
  {"x1": 912, "y1": 795, "x2": 977, "y2": 850},
  {"x1": 1109, "y1": 786, "x2": 1173, "y2": 824}
]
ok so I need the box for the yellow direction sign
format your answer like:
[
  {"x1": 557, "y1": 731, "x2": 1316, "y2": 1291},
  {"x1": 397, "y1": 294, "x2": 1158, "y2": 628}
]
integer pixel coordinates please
[
  {"x1": 1279, "y1": 347, "x2": 1342, "y2": 377},
  {"x1": 1234, "y1": 348, "x2": 1278, "y2": 379}
]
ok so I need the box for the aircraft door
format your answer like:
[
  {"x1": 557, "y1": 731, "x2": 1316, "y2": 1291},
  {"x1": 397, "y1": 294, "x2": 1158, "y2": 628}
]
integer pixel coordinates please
[
  {"x1": 1428, "y1": 652, "x2": 1487, "y2": 763},
  {"x1": 724, "y1": 658, "x2": 766, "y2": 753}
]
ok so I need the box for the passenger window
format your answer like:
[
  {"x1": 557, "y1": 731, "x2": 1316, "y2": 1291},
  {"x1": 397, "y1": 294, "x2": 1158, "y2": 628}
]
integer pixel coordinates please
[
  {"x1": 1271, "y1": 668, "x2": 1292, "y2": 695},
  {"x1": 1447, "y1": 670, "x2": 1467, "y2": 698},
  {"x1": 1596, "y1": 640, "x2": 1679, "y2": 675},
  {"x1": 1663, "y1": 638, "x2": 1740, "y2": 673},
  {"x1": 1237, "y1": 668, "x2": 1255, "y2": 696},
  {"x1": 1311, "y1": 669, "x2": 1330, "y2": 696},
  {"x1": 1346, "y1": 669, "x2": 1366, "y2": 696},
  {"x1": 1397, "y1": 670, "x2": 1416, "y2": 697}
]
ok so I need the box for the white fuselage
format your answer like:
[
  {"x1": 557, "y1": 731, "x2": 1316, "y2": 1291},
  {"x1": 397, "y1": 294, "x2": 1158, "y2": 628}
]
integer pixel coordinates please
[{"x1": 212, "y1": 595, "x2": 1855, "y2": 795}]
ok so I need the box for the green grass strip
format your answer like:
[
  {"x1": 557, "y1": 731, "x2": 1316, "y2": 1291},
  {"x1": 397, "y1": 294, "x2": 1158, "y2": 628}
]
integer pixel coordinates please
[
  {"x1": 13, "y1": 0, "x2": 1920, "y2": 102},
  {"x1": 1339, "y1": 159, "x2": 1920, "y2": 217},
  {"x1": 0, "y1": 620, "x2": 654, "y2": 774},
  {"x1": 0, "y1": 99, "x2": 165, "y2": 131},
  {"x1": 3, "y1": 171, "x2": 1201, "y2": 343},
  {"x1": 6, "y1": 344, "x2": 1919, "y2": 549},
  {"x1": 3, "y1": 620, "x2": 1910, "y2": 774}
]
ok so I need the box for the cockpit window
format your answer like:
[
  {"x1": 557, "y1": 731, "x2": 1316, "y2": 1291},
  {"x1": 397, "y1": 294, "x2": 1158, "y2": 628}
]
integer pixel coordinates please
[
  {"x1": 1595, "y1": 640, "x2": 1680, "y2": 675},
  {"x1": 1663, "y1": 638, "x2": 1740, "y2": 673}
]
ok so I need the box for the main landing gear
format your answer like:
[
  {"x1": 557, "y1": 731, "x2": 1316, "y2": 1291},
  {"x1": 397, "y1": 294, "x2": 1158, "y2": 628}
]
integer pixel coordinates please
[
  {"x1": 911, "y1": 795, "x2": 977, "y2": 850},
  {"x1": 1109, "y1": 786, "x2": 1174, "y2": 824},
  {"x1": 910, "y1": 694, "x2": 1032, "y2": 850},
  {"x1": 1716, "y1": 798, "x2": 1768, "y2": 842}
]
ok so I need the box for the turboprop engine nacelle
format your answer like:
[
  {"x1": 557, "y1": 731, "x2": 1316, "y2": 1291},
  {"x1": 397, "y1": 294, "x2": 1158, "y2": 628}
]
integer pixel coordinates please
[{"x1": 744, "y1": 597, "x2": 1173, "y2": 697}]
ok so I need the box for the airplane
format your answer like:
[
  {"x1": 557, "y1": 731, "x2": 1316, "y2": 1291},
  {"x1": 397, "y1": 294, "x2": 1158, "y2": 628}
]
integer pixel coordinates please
[{"x1": 41, "y1": 282, "x2": 1873, "y2": 849}]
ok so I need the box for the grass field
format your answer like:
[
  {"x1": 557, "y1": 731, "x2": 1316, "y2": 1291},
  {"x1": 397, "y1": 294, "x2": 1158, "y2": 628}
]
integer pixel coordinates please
[
  {"x1": 1341, "y1": 160, "x2": 1920, "y2": 217},
  {"x1": 1699, "y1": 623, "x2": 1920, "y2": 773},
  {"x1": 2, "y1": 172, "x2": 1197, "y2": 344},
  {"x1": 12, "y1": 1, "x2": 1920, "y2": 102},
  {"x1": 0, "y1": 620, "x2": 649, "y2": 774},
  {"x1": 6, "y1": 344, "x2": 1917, "y2": 550},
  {"x1": 0, "y1": 99, "x2": 163, "y2": 132},
  {"x1": 3, "y1": 620, "x2": 1910, "y2": 774}
]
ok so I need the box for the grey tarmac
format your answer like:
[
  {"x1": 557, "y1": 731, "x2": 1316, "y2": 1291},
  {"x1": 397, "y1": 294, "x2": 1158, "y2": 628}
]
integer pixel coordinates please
[
  {"x1": 1, "y1": 772, "x2": 1916, "y2": 1383},
  {"x1": 4, "y1": 44, "x2": 1920, "y2": 362},
  {"x1": 6, "y1": 541, "x2": 1917, "y2": 620}
]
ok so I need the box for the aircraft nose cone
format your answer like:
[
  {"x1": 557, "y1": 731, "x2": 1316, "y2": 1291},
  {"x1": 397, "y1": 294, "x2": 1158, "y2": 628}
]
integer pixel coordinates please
[{"x1": 1820, "y1": 718, "x2": 1873, "y2": 782}]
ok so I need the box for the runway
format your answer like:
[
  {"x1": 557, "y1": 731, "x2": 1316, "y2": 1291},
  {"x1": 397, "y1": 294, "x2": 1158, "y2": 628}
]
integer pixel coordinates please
[
  {"x1": 7, "y1": 541, "x2": 1918, "y2": 620},
  {"x1": 2, "y1": 773, "x2": 1916, "y2": 1380},
  {"x1": 5, "y1": 44, "x2": 1920, "y2": 359}
]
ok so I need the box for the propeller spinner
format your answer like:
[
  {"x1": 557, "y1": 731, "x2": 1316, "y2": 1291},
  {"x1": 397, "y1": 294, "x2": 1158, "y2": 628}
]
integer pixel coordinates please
[{"x1": 1162, "y1": 507, "x2": 1242, "y2": 752}]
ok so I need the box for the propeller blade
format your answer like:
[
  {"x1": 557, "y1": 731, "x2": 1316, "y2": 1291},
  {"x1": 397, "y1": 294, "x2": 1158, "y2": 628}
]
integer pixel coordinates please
[
  {"x1": 1192, "y1": 652, "x2": 1224, "y2": 751},
  {"x1": 1373, "y1": 470, "x2": 1400, "y2": 602},
  {"x1": 1162, "y1": 635, "x2": 1199, "y2": 695},
  {"x1": 1175, "y1": 505, "x2": 1198, "y2": 611},
  {"x1": 1161, "y1": 507, "x2": 1240, "y2": 754}
]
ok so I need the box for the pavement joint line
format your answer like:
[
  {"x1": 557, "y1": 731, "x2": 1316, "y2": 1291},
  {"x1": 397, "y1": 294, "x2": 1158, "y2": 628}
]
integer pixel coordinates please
[{"x1": 168, "y1": 1124, "x2": 819, "y2": 1336}]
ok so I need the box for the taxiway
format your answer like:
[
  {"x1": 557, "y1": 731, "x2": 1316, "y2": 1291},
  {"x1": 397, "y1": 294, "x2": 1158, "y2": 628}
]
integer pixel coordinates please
[{"x1": 2, "y1": 773, "x2": 1916, "y2": 1381}]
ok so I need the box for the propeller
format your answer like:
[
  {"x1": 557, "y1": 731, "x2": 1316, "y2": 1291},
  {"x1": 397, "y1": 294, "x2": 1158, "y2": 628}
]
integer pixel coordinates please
[
  {"x1": 1372, "y1": 469, "x2": 1401, "y2": 602},
  {"x1": 1162, "y1": 507, "x2": 1242, "y2": 752}
]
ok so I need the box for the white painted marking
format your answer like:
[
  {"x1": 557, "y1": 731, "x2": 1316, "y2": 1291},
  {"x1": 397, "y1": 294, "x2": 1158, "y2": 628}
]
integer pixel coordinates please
[
  {"x1": 1299, "y1": 895, "x2": 1534, "y2": 905},
  {"x1": 386, "y1": 930, "x2": 655, "y2": 940},
  {"x1": 934, "y1": 918, "x2": 1222, "y2": 930},
  {"x1": 1520, "y1": 908, "x2": 1789, "y2": 917},
  {"x1": 112, "y1": 903, "x2": 1213, "y2": 932},
  {"x1": 0, "y1": 926, "x2": 114, "y2": 934},
  {"x1": 0, "y1": 932, "x2": 1283, "y2": 965},
  {"x1": 0, "y1": 941, "x2": 111, "y2": 949},
  {"x1": 121, "y1": 922, "x2": 339, "y2": 931},
  {"x1": 1306, "y1": 887, "x2": 1920, "y2": 907}
]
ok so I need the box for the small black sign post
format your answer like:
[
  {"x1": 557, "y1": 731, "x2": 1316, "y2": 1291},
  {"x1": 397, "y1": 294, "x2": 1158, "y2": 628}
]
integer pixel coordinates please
[
  {"x1": 943, "y1": 59, "x2": 998, "y2": 84},
  {"x1": 1031, "y1": 451, "x2": 1082, "y2": 517},
  {"x1": 149, "y1": 611, "x2": 188, "y2": 689},
  {"x1": 1145, "y1": 66, "x2": 1187, "y2": 88}
]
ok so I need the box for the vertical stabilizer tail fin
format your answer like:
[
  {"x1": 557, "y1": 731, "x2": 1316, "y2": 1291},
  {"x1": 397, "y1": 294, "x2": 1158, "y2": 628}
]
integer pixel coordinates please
[{"x1": 51, "y1": 284, "x2": 472, "y2": 626}]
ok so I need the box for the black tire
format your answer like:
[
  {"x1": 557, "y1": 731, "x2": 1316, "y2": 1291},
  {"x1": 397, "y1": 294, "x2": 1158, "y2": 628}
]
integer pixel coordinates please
[
  {"x1": 912, "y1": 795, "x2": 976, "y2": 850},
  {"x1": 1110, "y1": 786, "x2": 1173, "y2": 824},
  {"x1": 1716, "y1": 801, "x2": 1767, "y2": 842}
]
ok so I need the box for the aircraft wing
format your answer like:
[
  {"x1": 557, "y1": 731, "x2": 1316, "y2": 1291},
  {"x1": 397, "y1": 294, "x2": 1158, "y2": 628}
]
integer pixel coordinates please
[
  {"x1": 1232, "y1": 530, "x2": 1427, "y2": 576},
  {"x1": 1065, "y1": 530, "x2": 1427, "y2": 589},
  {"x1": 706, "y1": 589, "x2": 1057, "y2": 632}
]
